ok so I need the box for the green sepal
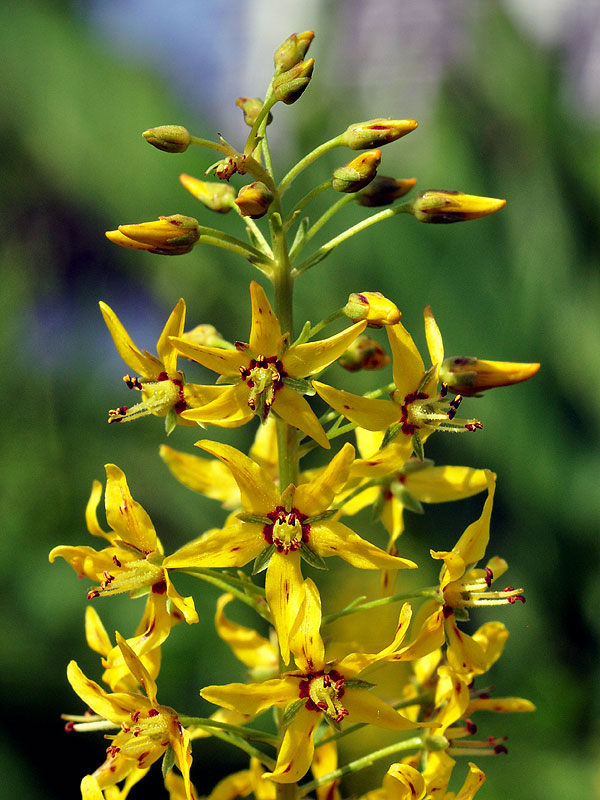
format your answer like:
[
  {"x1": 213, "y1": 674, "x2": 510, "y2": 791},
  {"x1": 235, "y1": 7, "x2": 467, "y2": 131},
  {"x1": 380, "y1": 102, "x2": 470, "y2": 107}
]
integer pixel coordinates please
[
  {"x1": 216, "y1": 374, "x2": 240, "y2": 385},
  {"x1": 291, "y1": 216, "x2": 310, "y2": 254},
  {"x1": 291, "y1": 320, "x2": 312, "y2": 348},
  {"x1": 165, "y1": 408, "x2": 178, "y2": 436},
  {"x1": 307, "y1": 509, "x2": 337, "y2": 523},
  {"x1": 129, "y1": 586, "x2": 151, "y2": 600},
  {"x1": 280, "y1": 483, "x2": 296, "y2": 512},
  {"x1": 112, "y1": 539, "x2": 147, "y2": 557},
  {"x1": 381, "y1": 422, "x2": 402, "y2": 450},
  {"x1": 324, "y1": 715, "x2": 342, "y2": 732},
  {"x1": 453, "y1": 607, "x2": 470, "y2": 622},
  {"x1": 343, "y1": 678, "x2": 375, "y2": 690},
  {"x1": 253, "y1": 544, "x2": 276, "y2": 575},
  {"x1": 236, "y1": 512, "x2": 272, "y2": 524},
  {"x1": 417, "y1": 364, "x2": 438, "y2": 393},
  {"x1": 283, "y1": 376, "x2": 316, "y2": 395},
  {"x1": 300, "y1": 543, "x2": 328, "y2": 570},
  {"x1": 281, "y1": 699, "x2": 305, "y2": 727},
  {"x1": 390, "y1": 481, "x2": 424, "y2": 514},
  {"x1": 371, "y1": 487, "x2": 386, "y2": 521},
  {"x1": 161, "y1": 744, "x2": 175, "y2": 778},
  {"x1": 412, "y1": 430, "x2": 424, "y2": 461},
  {"x1": 400, "y1": 457, "x2": 434, "y2": 475}
]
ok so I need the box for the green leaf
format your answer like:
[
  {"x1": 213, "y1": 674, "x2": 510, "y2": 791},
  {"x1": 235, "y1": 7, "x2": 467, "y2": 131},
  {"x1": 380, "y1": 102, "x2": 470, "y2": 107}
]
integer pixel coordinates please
[
  {"x1": 300, "y1": 543, "x2": 329, "y2": 570},
  {"x1": 252, "y1": 544, "x2": 275, "y2": 575},
  {"x1": 161, "y1": 745, "x2": 175, "y2": 778}
]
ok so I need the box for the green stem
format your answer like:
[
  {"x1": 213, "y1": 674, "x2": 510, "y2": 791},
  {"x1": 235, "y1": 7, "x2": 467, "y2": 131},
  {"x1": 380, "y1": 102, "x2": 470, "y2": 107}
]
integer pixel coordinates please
[
  {"x1": 284, "y1": 179, "x2": 332, "y2": 231},
  {"x1": 244, "y1": 94, "x2": 278, "y2": 157},
  {"x1": 298, "y1": 736, "x2": 424, "y2": 796},
  {"x1": 178, "y1": 717, "x2": 278, "y2": 746},
  {"x1": 191, "y1": 725, "x2": 276, "y2": 770},
  {"x1": 180, "y1": 568, "x2": 272, "y2": 622},
  {"x1": 231, "y1": 206, "x2": 274, "y2": 259},
  {"x1": 189, "y1": 136, "x2": 231, "y2": 154},
  {"x1": 293, "y1": 203, "x2": 411, "y2": 277},
  {"x1": 322, "y1": 587, "x2": 440, "y2": 626},
  {"x1": 289, "y1": 194, "x2": 354, "y2": 261},
  {"x1": 198, "y1": 236, "x2": 272, "y2": 275},
  {"x1": 278, "y1": 135, "x2": 343, "y2": 196}
]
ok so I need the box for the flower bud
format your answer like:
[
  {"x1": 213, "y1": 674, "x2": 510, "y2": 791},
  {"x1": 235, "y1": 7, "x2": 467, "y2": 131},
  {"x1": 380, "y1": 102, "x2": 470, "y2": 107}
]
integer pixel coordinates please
[
  {"x1": 179, "y1": 174, "x2": 236, "y2": 213},
  {"x1": 339, "y1": 335, "x2": 391, "y2": 372},
  {"x1": 409, "y1": 190, "x2": 506, "y2": 223},
  {"x1": 341, "y1": 119, "x2": 418, "y2": 150},
  {"x1": 272, "y1": 59, "x2": 314, "y2": 105},
  {"x1": 274, "y1": 31, "x2": 315, "y2": 73},
  {"x1": 105, "y1": 214, "x2": 200, "y2": 255},
  {"x1": 356, "y1": 176, "x2": 417, "y2": 207},
  {"x1": 142, "y1": 125, "x2": 191, "y2": 153},
  {"x1": 234, "y1": 182, "x2": 274, "y2": 218},
  {"x1": 235, "y1": 97, "x2": 273, "y2": 128},
  {"x1": 343, "y1": 292, "x2": 401, "y2": 328},
  {"x1": 180, "y1": 324, "x2": 231, "y2": 351},
  {"x1": 439, "y1": 356, "x2": 540, "y2": 395},
  {"x1": 332, "y1": 150, "x2": 381, "y2": 193}
]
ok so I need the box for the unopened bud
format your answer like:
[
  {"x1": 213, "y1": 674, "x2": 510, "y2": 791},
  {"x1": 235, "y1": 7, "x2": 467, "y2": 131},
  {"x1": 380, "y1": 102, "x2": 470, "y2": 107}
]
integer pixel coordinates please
[
  {"x1": 439, "y1": 357, "x2": 540, "y2": 395},
  {"x1": 235, "y1": 97, "x2": 273, "y2": 128},
  {"x1": 272, "y1": 59, "x2": 314, "y2": 105},
  {"x1": 356, "y1": 176, "x2": 417, "y2": 207},
  {"x1": 332, "y1": 150, "x2": 381, "y2": 193},
  {"x1": 274, "y1": 31, "x2": 315, "y2": 73},
  {"x1": 105, "y1": 214, "x2": 200, "y2": 255},
  {"x1": 410, "y1": 190, "x2": 506, "y2": 223},
  {"x1": 234, "y1": 182, "x2": 274, "y2": 218},
  {"x1": 339, "y1": 335, "x2": 391, "y2": 372},
  {"x1": 180, "y1": 324, "x2": 231, "y2": 351},
  {"x1": 179, "y1": 174, "x2": 235, "y2": 213},
  {"x1": 142, "y1": 125, "x2": 191, "y2": 153},
  {"x1": 342, "y1": 119, "x2": 418, "y2": 150},
  {"x1": 344, "y1": 292, "x2": 401, "y2": 328}
]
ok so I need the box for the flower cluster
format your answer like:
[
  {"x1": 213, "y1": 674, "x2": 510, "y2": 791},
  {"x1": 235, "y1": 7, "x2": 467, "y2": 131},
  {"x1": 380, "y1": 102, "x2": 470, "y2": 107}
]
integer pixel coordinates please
[{"x1": 52, "y1": 31, "x2": 539, "y2": 800}]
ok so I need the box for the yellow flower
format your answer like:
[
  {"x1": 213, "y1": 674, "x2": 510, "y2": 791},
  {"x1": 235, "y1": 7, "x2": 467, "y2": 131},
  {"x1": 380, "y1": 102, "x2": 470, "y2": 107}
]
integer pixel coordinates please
[
  {"x1": 170, "y1": 281, "x2": 367, "y2": 448},
  {"x1": 164, "y1": 440, "x2": 415, "y2": 663},
  {"x1": 68, "y1": 634, "x2": 193, "y2": 799},
  {"x1": 422, "y1": 752, "x2": 485, "y2": 799},
  {"x1": 105, "y1": 214, "x2": 200, "y2": 254},
  {"x1": 200, "y1": 580, "x2": 427, "y2": 784},
  {"x1": 360, "y1": 763, "x2": 425, "y2": 800},
  {"x1": 314, "y1": 307, "x2": 481, "y2": 462},
  {"x1": 100, "y1": 298, "x2": 214, "y2": 432},
  {"x1": 49, "y1": 464, "x2": 198, "y2": 624},
  {"x1": 205, "y1": 759, "x2": 275, "y2": 800}
]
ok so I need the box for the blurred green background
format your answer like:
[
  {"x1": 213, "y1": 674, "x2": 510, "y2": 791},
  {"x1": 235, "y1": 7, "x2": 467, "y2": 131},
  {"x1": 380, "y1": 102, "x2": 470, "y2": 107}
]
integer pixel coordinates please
[{"x1": 2, "y1": 1, "x2": 599, "y2": 797}]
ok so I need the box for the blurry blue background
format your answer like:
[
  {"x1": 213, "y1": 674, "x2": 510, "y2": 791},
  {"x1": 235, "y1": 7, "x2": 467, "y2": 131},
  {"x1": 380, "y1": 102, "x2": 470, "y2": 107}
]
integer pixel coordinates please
[{"x1": 1, "y1": 0, "x2": 599, "y2": 797}]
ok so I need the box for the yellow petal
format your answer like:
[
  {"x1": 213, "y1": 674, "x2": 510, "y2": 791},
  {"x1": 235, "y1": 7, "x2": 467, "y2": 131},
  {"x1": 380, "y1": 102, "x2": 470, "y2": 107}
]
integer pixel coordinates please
[
  {"x1": 81, "y1": 775, "x2": 104, "y2": 800},
  {"x1": 85, "y1": 480, "x2": 110, "y2": 539},
  {"x1": 206, "y1": 769, "x2": 252, "y2": 800},
  {"x1": 312, "y1": 730, "x2": 339, "y2": 800},
  {"x1": 249, "y1": 415, "x2": 279, "y2": 476},
  {"x1": 382, "y1": 763, "x2": 426, "y2": 800},
  {"x1": 200, "y1": 677, "x2": 297, "y2": 716},
  {"x1": 424, "y1": 305, "x2": 444, "y2": 373},
  {"x1": 169, "y1": 338, "x2": 248, "y2": 376},
  {"x1": 282, "y1": 321, "x2": 367, "y2": 377},
  {"x1": 85, "y1": 606, "x2": 112, "y2": 657},
  {"x1": 273, "y1": 386, "x2": 330, "y2": 449},
  {"x1": 99, "y1": 301, "x2": 163, "y2": 379},
  {"x1": 104, "y1": 464, "x2": 157, "y2": 554},
  {"x1": 471, "y1": 621, "x2": 508, "y2": 670},
  {"x1": 390, "y1": 606, "x2": 445, "y2": 662},
  {"x1": 265, "y1": 551, "x2": 305, "y2": 664},
  {"x1": 445, "y1": 616, "x2": 490, "y2": 675},
  {"x1": 294, "y1": 443, "x2": 354, "y2": 516},
  {"x1": 343, "y1": 689, "x2": 420, "y2": 730},
  {"x1": 164, "y1": 523, "x2": 265, "y2": 569},
  {"x1": 167, "y1": 719, "x2": 194, "y2": 800},
  {"x1": 454, "y1": 762, "x2": 486, "y2": 800},
  {"x1": 156, "y1": 298, "x2": 186, "y2": 375},
  {"x1": 160, "y1": 445, "x2": 241, "y2": 509},
  {"x1": 311, "y1": 520, "x2": 416, "y2": 570},
  {"x1": 450, "y1": 471, "x2": 496, "y2": 568},
  {"x1": 48, "y1": 544, "x2": 114, "y2": 579},
  {"x1": 422, "y1": 751, "x2": 455, "y2": 797},
  {"x1": 165, "y1": 571, "x2": 199, "y2": 625},
  {"x1": 405, "y1": 466, "x2": 489, "y2": 503},
  {"x1": 215, "y1": 593, "x2": 278, "y2": 670},
  {"x1": 466, "y1": 696, "x2": 536, "y2": 714},
  {"x1": 182, "y1": 383, "x2": 254, "y2": 426},
  {"x1": 386, "y1": 323, "x2": 425, "y2": 399},
  {"x1": 263, "y1": 708, "x2": 318, "y2": 784},
  {"x1": 337, "y1": 602, "x2": 412, "y2": 677},
  {"x1": 350, "y1": 441, "x2": 412, "y2": 478},
  {"x1": 197, "y1": 440, "x2": 280, "y2": 514},
  {"x1": 249, "y1": 281, "x2": 282, "y2": 353},
  {"x1": 313, "y1": 381, "x2": 399, "y2": 431},
  {"x1": 290, "y1": 578, "x2": 326, "y2": 673},
  {"x1": 116, "y1": 632, "x2": 158, "y2": 705},
  {"x1": 66, "y1": 660, "x2": 140, "y2": 723}
]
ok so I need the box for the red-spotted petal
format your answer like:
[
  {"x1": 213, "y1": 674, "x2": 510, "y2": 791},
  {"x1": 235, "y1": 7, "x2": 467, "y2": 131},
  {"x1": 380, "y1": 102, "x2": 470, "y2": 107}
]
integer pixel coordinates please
[
  {"x1": 99, "y1": 301, "x2": 163, "y2": 380},
  {"x1": 263, "y1": 708, "x2": 318, "y2": 784},
  {"x1": 156, "y1": 299, "x2": 185, "y2": 374},
  {"x1": 294, "y1": 443, "x2": 354, "y2": 516},
  {"x1": 282, "y1": 321, "x2": 367, "y2": 377},
  {"x1": 311, "y1": 520, "x2": 416, "y2": 570},
  {"x1": 387, "y1": 323, "x2": 425, "y2": 399},
  {"x1": 313, "y1": 382, "x2": 399, "y2": 432},
  {"x1": 249, "y1": 281, "x2": 282, "y2": 354},
  {"x1": 164, "y1": 522, "x2": 265, "y2": 569},
  {"x1": 273, "y1": 386, "x2": 331, "y2": 449},
  {"x1": 265, "y1": 551, "x2": 305, "y2": 665}
]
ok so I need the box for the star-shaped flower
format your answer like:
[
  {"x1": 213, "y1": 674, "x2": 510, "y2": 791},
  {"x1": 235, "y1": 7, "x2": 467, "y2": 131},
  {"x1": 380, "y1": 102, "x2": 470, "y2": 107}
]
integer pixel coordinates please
[
  {"x1": 169, "y1": 281, "x2": 367, "y2": 448},
  {"x1": 164, "y1": 440, "x2": 415, "y2": 662}
]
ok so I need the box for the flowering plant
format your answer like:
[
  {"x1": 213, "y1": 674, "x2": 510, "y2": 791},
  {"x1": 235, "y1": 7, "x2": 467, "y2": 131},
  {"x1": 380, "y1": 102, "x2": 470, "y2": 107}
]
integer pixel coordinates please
[{"x1": 52, "y1": 31, "x2": 539, "y2": 800}]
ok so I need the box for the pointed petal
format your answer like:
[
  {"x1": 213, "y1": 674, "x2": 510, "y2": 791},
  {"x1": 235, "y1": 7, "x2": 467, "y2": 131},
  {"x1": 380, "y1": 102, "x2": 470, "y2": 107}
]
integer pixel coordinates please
[
  {"x1": 387, "y1": 323, "x2": 425, "y2": 399},
  {"x1": 81, "y1": 776, "x2": 104, "y2": 800},
  {"x1": 249, "y1": 415, "x2": 279, "y2": 477},
  {"x1": 445, "y1": 616, "x2": 490, "y2": 675},
  {"x1": 99, "y1": 301, "x2": 163, "y2": 379},
  {"x1": 274, "y1": 386, "x2": 330, "y2": 449},
  {"x1": 263, "y1": 708, "x2": 318, "y2": 784},
  {"x1": 215, "y1": 594, "x2": 278, "y2": 670},
  {"x1": 165, "y1": 571, "x2": 199, "y2": 624},
  {"x1": 451, "y1": 471, "x2": 496, "y2": 567},
  {"x1": 265, "y1": 552, "x2": 305, "y2": 665},
  {"x1": 341, "y1": 485, "x2": 379, "y2": 516},
  {"x1": 406, "y1": 466, "x2": 489, "y2": 503},
  {"x1": 454, "y1": 763, "x2": 486, "y2": 800},
  {"x1": 294, "y1": 443, "x2": 354, "y2": 516},
  {"x1": 169, "y1": 338, "x2": 248, "y2": 376},
  {"x1": 205, "y1": 769, "x2": 252, "y2": 800},
  {"x1": 85, "y1": 606, "x2": 112, "y2": 657},
  {"x1": 66, "y1": 660, "x2": 140, "y2": 722},
  {"x1": 381, "y1": 497, "x2": 405, "y2": 543},
  {"x1": 85, "y1": 479, "x2": 110, "y2": 539},
  {"x1": 424, "y1": 305, "x2": 444, "y2": 373},
  {"x1": 156, "y1": 299, "x2": 186, "y2": 374},
  {"x1": 351, "y1": 441, "x2": 412, "y2": 478},
  {"x1": 467, "y1": 696, "x2": 535, "y2": 714},
  {"x1": 422, "y1": 751, "x2": 454, "y2": 797},
  {"x1": 48, "y1": 544, "x2": 114, "y2": 579},
  {"x1": 337, "y1": 603, "x2": 412, "y2": 677},
  {"x1": 382, "y1": 764, "x2": 426, "y2": 800},
  {"x1": 116, "y1": 632, "x2": 158, "y2": 704},
  {"x1": 343, "y1": 689, "x2": 420, "y2": 730},
  {"x1": 197, "y1": 440, "x2": 280, "y2": 514},
  {"x1": 200, "y1": 677, "x2": 297, "y2": 716},
  {"x1": 430, "y1": 550, "x2": 466, "y2": 589},
  {"x1": 391, "y1": 607, "x2": 446, "y2": 662},
  {"x1": 168, "y1": 718, "x2": 194, "y2": 800},
  {"x1": 249, "y1": 281, "x2": 282, "y2": 353},
  {"x1": 355, "y1": 427, "x2": 385, "y2": 458},
  {"x1": 311, "y1": 520, "x2": 416, "y2": 570},
  {"x1": 182, "y1": 383, "x2": 254, "y2": 426},
  {"x1": 282, "y1": 322, "x2": 367, "y2": 377},
  {"x1": 290, "y1": 578, "x2": 326, "y2": 673},
  {"x1": 313, "y1": 382, "x2": 399, "y2": 431},
  {"x1": 164, "y1": 523, "x2": 265, "y2": 569},
  {"x1": 104, "y1": 464, "x2": 158, "y2": 554},
  {"x1": 471, "y1": 621, "x2": 508, "y2": 669},
  {"x1": 159, "y1": 445, "x2": 241, "y2": 509},
  {"x1": 312, "y1": 732, "x2": 340, "y2": 800}
]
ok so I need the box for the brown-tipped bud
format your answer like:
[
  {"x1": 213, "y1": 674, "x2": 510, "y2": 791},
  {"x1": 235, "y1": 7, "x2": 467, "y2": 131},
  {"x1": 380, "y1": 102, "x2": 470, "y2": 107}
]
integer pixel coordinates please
[
  {"x1": 106, "y1": 214, "x2": 200, "y2": 255},
  {"x1": 332, "y1": 150, "x2": 381, "y2": 193},
  {"x1": 272, "y1": 59, "x2": 314, "y2": 105},
  {"x1": 274, "y1": 31, "x2": 315, "y2": 73},
  {"x1": 339, "y1": 335, "x2": 391, "y2": 372},
  {"x1": 179, "y1": 174, "x2": 236, "y2": 214},
  {"x1": 409, "y1": 190, "x2": 506, "y2": 223},
  {"x1": 234, "y1": 182, "x2": 274, "y2": 218},
  {"x1": 235, "y1": 97, "x2": 273, "y2": 128},
  {"x1": 341, "y1": 119, "x2": 418, "y2": 150},
  {"x1": 343, "y1": 292, "x2": 401, "y2": 328},
  {"x1": 356, "y1": 176, "x2": 417, "y2": 207},
  {"x1": 439, "y1": 357, "x2": 540, "y2": 395},
  {"x1": 142, "y1": 125, "x2": 191, "y2": 153}
]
